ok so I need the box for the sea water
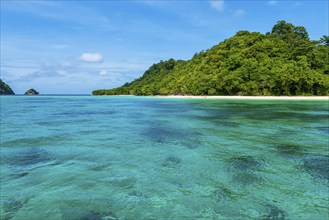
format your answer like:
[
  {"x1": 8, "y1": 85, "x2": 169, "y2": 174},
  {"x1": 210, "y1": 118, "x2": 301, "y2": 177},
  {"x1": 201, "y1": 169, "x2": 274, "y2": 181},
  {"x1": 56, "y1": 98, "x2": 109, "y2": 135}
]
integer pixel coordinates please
[{"x1": 0, "y1": 96, "x2": 328, "y2": 220}]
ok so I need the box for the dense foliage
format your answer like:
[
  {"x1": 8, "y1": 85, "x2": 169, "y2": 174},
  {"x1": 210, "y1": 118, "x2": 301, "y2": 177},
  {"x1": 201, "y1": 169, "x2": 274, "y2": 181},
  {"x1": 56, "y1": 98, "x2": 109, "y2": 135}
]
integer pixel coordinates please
[
  {"x1": 93, "y1": 21, "x2": 329, "y2": 96},
  {"x1": 0, "y1": 79, "x2": 15, "y2": 95}
]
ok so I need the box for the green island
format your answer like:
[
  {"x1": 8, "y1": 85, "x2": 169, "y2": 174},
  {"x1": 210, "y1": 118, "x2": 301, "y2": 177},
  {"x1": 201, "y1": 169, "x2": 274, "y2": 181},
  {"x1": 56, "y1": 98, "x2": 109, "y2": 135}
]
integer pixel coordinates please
[
  {"x1": 24, "y1": 89, "x2": 40, "y2": 95},
  {"x1": 0, "y1": 79, "x2": 15, "y2": 95},
  {"x1": 92, "y1": 21, "x2": 329, "y2": 96}
]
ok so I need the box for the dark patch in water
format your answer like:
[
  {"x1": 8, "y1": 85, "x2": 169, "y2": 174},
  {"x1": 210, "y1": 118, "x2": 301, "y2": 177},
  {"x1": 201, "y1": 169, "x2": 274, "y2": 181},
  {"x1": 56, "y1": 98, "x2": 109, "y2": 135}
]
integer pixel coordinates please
[
  {"x1": 3, "y1": 147, "x2": 54, "y2": 168},
  {"x1": 162, "y1": 156, "x2": 182, "y2": 168},
  {"x1": 261, "y1": 204, "x2": 286, "y2": 220},
  {"x1": 229, "y1": 156, "x2": 262, "y2": 171},
  {"x1": 56, "y1": 110, "x2": 115, "y2": 117},
  {"x1": 129, "y1": 190, "x2": 145, "y2": 197},
  {"x1": 275, "y1": 144, "x2": 306, "y2": 158},
  {"x1": 141, "y1": 120, "x2": 200, "y2": 144},
  {"x1": 1, "y1": 135, "x2": 67, "y2": 148},
  {"x1": 143, "y1": 126, "x2": 176, "y2": 143},
  {"x1": 228, "y1": 156, "x2": 263, "y2": 185},
  {"x1": 232, "y1": 172, "x2": 261, "y2": 185},
  {"x1": 81, "y1": 212, "x2": 105, "y2": 220},
  {"x1": 220, "y1": 121, "x2": 240, "y2": 128},
  {"x1": 62, "y1": 209, "x2": 117, "y2": 220},
  {"x1": 301, "y1": 155, "x2": 329, "y2": 180},
  {"x1": 318, "y1": 127, "x2": 329, "y2": 135},
  {"x1": 183, "y1": 138, "x2": 201, "y2": 149},
  {"x1": 110, "y1": 176, "x2": 137, "y2": 189},
  {"x1": 213, "y1": 186, "x2": 232, "y2": 201},
  {"x1": 2, "y1": 196, "x2": 29, "y2": 219},
  {"x1": 195, "y1": 102, "x2": 328, "y2": 125},
  {"x1": 88, "y1": 163, "x2": 110, "y2": 171},
  {"x1": 17, "y1": 172, "x2": 29, "y2": 178}
]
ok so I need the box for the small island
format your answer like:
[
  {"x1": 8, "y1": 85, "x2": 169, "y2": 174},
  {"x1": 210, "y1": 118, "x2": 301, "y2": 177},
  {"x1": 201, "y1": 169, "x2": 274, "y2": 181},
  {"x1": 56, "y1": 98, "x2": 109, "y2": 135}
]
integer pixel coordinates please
[
  {"x1": 0, "y1": 79, "x2": 15, "y2": 95},
  {"x1": 24, "y1": 89, "x2": 39, "y2": 95}
]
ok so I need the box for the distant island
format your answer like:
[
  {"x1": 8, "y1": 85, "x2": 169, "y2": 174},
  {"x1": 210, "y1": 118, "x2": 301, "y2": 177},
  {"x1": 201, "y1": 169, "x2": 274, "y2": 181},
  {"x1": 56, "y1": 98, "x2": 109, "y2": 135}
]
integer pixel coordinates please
[
  {"x1": 24, "y1": 89, "x2": 39, "y2": 95},
  {"x1": 0, "y1": 79, "x2": 15, "y2": 95},
  {"x1": 93, "y1": 20, "x2": 329, "y2": 96}
]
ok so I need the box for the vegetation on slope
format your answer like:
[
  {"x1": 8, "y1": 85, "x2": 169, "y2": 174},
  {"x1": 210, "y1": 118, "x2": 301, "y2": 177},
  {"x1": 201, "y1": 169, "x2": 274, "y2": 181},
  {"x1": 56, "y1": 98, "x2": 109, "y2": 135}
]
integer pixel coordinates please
[
  {"x1": 93, "y1": 21, "x2": 329, "y2": 96},
  {"x1": 0, "y1": 79, "x2": 15, "y2": 95}
]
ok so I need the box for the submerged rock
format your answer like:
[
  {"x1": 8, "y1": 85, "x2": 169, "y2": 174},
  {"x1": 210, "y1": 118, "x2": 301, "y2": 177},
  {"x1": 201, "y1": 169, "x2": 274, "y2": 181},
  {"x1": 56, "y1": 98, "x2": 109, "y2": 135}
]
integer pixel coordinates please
[
  {"x1": 2, "y1": 196, "x2": 30, "y2": 219},
  {"x1": 228, "y1": 155, "x2": 263, "y2": 185},
  {"x1": 318, "y1": 127, "x2": 329, "y2": 135},
  {"x1": 229, "y1": 156, "x2": 262, "y2": 171},
  {"x1": 301, "y1": 155, "x2": 329, "y2": 180},
  {"x1": 213, "y1": 186, "x2": 232, "y2": 201},
  {"x1": 275, "y1": 144, "x2": 306, "y2": 158},
  {"x1": 232, "y1": 172, "x2": 261, "y2": 185},
  {"x1": 261, "y1": 204, "x2": 286, "y2": 220},
  {"x1": 24, "y1": 88, "x2": 39, "y2": 95},
  {"x1": 110, "y1": 175, "x2": 137, "y2": 189},
  {"x1": 81, "y1": 211, "x2": 105, "y2": 220},
  {"x1": 3, "y1": 147, "x2": 53, "y2": 168},
  {"x1": 162, "y1": 156, "x2": 182, "y2": 168},
  {"x1": 62, "y1": 209, "x2": 117, "y2": 220},
  {"x1": 183, "y1": 138, "x2": 201, "y2": 149}
]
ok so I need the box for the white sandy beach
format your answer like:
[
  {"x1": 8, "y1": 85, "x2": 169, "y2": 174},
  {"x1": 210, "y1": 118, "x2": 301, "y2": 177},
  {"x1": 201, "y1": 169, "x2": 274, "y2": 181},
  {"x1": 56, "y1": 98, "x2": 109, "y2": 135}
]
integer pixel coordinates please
[{"x1": 154, "y1": 95, "x2": 329, "y2": 100}]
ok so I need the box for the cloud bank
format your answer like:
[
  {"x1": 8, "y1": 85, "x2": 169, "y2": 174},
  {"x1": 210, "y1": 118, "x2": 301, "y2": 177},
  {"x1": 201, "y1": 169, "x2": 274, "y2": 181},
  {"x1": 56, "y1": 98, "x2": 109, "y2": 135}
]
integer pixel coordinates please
[{"x1": 79, "y1": 53, "x2": 103, "y2": 63}]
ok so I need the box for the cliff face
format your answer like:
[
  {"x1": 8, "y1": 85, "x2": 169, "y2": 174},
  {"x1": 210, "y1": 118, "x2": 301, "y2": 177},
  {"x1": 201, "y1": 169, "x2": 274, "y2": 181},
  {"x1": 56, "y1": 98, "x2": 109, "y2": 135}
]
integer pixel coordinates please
[
  {"x1": 24, "y1": 89, "x2": 39, "y2": 95},
  {"x1": 0, "y1": 79, "x2": 15, "y2": 95}
]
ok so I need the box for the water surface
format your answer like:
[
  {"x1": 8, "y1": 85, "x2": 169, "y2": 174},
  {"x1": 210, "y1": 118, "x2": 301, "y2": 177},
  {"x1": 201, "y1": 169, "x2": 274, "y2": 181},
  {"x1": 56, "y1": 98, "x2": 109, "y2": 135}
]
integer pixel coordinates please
[{"x1": 1, "y1": 96, "x2": 328, "y2": 219}]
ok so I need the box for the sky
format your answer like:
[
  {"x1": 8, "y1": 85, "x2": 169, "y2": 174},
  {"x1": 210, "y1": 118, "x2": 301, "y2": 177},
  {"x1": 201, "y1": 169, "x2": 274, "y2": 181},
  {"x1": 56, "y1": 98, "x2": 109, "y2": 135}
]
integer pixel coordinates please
[{"x1": 1, "y1": 0, "x2": 328, "y2": 94}]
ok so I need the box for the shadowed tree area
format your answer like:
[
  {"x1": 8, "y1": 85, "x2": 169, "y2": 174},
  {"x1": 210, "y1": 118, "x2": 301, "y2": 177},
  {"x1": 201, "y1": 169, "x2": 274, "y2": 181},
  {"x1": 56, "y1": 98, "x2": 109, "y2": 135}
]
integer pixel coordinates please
[{"x1": 93, "y1": 21, "x2": 329, "y2": 96}]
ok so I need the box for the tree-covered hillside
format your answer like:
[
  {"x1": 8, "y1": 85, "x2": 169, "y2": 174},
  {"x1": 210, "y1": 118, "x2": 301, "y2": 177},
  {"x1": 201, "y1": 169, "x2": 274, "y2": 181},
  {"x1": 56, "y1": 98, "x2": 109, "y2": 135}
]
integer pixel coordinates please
[
  {"x1": 93, "y1": 21, "x2": 329, "y2": 96},
  {"x1": 0, "y1": 79, "x2": 15, "y2": 95}
]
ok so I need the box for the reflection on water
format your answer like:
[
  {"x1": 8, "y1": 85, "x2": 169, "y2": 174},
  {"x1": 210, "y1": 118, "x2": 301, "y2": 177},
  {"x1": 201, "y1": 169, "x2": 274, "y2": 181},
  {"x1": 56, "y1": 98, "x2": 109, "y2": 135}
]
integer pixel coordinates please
[{"x1": 1, "y1": 96, "x2": 328, "y2": 219}]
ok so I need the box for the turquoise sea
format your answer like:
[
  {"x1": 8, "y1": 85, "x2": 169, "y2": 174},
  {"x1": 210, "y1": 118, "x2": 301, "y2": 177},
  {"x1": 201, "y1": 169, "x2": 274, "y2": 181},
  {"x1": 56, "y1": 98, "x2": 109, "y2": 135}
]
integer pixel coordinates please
[{"x1": 0, "y1": 96, "x2": 328, "y2": 220}]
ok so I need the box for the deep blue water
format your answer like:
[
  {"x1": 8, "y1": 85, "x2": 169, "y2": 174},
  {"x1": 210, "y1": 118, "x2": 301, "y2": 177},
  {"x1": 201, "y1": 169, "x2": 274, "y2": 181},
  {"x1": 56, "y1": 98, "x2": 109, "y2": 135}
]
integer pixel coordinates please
[{"x1": 1, "y1": 96, "x2": 328, "y2": 219}]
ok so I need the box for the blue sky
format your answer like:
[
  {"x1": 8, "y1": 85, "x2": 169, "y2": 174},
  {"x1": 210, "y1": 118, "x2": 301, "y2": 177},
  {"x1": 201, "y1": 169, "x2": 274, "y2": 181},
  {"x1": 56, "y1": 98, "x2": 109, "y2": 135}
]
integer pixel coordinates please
[{"x1": 1, "y1": 0, "x2": 328, "y2": 94}]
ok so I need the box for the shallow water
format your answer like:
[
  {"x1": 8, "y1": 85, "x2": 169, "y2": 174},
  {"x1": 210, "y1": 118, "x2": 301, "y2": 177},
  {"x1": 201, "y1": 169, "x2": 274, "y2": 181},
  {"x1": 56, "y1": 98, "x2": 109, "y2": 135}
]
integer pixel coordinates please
[{"x1": 1, "y1": 96, "x2": 328, "y2": 219}]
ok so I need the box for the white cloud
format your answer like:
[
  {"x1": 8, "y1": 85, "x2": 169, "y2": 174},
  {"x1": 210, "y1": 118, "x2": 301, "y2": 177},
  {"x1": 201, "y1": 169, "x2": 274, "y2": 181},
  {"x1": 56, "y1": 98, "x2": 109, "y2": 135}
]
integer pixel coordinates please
[
  {"x1": 210, "y1": 0, "x2": 225, "y2": 11},
  {"x1": 79, "y1": 53, "x2": 103, "y2": 63},
  {"x1": 99, "y1": 69, "x2": 110, "y2": 76},
  {"x1": 267, "y1": 1, "x2": 277, "y2": 6},
  {"x1": 233, "y1": 9, "x2": 245, "y2": 17}
]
